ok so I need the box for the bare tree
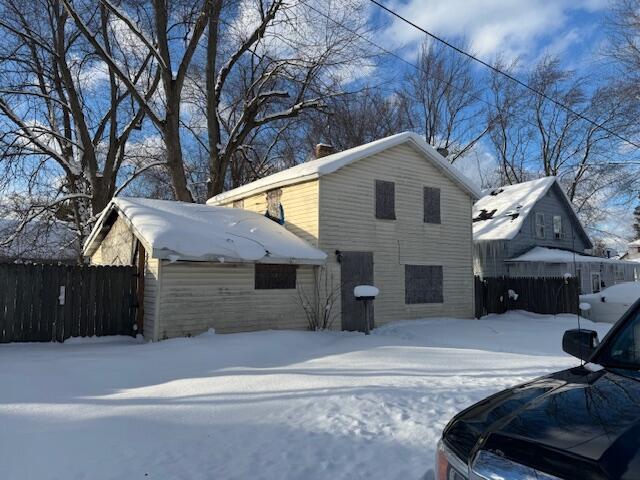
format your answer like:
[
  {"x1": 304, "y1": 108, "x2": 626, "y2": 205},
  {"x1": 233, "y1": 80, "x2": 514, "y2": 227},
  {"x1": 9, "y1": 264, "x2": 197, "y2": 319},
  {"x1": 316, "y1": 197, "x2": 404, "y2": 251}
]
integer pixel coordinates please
[
  {"x1": 62, "y1": 0, "x2": 213, "y2": 202},
  {"x1": 0, "y1": 0, "x2": 159, "y2": 256},
  {"x1": 486, "y1": 55, "x2": 640, "y2": 226},
  {"x1": 486, "y1": 57, "x2": 534, "y2": 184},
  {"x1": 405, "y1": 39, "x2": 488, "y2": 162},
  {"x1": 296, "y1": 86, "x2": 413, "y2": 153},
  {"x1": 201, "y1": 0, "x2": 373, "y2": 196},
  {"x1": 607, "y1": 0, "x2": 640, "y2": 85}
]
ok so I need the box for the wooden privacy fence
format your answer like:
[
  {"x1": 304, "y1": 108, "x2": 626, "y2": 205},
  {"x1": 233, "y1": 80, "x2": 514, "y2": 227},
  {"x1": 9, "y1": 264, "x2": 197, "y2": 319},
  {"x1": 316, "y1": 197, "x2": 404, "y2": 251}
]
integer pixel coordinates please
[
  {"x1": 0, "y1": 263, "x2": 138, "y2": 343},
  {"x1": 475, "y1": 276, "x2": 579, "y2": 318}
]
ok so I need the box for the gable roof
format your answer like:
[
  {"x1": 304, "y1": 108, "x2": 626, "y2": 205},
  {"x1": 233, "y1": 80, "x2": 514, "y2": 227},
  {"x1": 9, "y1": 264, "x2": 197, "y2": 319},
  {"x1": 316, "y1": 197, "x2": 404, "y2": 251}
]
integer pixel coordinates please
[
  {"x1": 472, "y1": 177, "x2": 592, "y2": 247},
  {"x1": 84, "y1": 197, "x2": 327, "y2": 264},
  {"x1": 207, "y1": 132, "x2": 481, "y2": 205}
]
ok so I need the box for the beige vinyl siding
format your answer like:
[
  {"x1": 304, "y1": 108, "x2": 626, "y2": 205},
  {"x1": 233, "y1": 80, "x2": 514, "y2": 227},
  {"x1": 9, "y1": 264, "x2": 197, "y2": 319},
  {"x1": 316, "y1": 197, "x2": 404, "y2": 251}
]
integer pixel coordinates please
[
  {"x1": 319, "y1": 143, "x2": 474, "y2": 324},
  {"x1": 143, "y1": 256, "x2": 160, "y2": 340},
  {"x1": 218, "y1": 180, "x2": 320, "y2": 247},
  {"x1": 156, "y1": 261, "x2": 315, "y2": 338},
  {"x1": 90, "y1": 216, "x2": 135, "y2": 265}
]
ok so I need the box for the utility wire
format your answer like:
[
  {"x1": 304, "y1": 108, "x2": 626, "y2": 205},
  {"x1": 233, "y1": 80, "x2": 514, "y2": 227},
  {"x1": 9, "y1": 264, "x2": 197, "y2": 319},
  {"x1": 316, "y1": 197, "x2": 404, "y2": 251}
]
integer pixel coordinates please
[
  {"x1": 299, "y1": 0, "x2": 640, "y2": 166},
  {"x1": 367, "y1": 0, "x2": 640, "y2": 150}
]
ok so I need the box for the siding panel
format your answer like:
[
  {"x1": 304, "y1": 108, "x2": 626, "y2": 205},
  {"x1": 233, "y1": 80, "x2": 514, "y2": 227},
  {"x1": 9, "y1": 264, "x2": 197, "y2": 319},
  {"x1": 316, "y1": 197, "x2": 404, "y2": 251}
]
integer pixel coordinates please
[
  {"x1": 90, "y1": 216, "x2": 135, "y2": 266},
  {"x1": 218, "y1": 181, "x2": 320, "y2": 247},
  {"x1": 157, "y1": 262, "x2": 316, "y2": 338}
]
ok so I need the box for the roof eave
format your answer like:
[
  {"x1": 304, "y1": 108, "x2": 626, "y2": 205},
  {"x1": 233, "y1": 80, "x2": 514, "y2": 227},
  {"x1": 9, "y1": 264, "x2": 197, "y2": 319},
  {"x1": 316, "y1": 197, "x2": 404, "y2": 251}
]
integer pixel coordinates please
[
  {"x1": 208, "y1": 132, "x2": 481, "y2": 205},
  {"x1": 82, "y1": 199, "x2": 152, "y2": 259},
  {"x1": 152, "y1": 247, "x2": 327, "y2": 265},
  {"x1": 208, "y1": 171, "x2": 321, "y2": 205}
]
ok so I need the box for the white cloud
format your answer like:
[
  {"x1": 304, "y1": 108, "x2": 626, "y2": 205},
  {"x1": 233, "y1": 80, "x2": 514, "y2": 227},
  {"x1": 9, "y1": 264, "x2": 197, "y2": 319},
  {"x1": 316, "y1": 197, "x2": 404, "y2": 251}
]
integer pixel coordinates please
[
  {"x1": 380, "y1": 0, "x2": 607, "y2": 62},
  {"x1": 451, "y1": 141, "x2": 499, "y2": 190}
]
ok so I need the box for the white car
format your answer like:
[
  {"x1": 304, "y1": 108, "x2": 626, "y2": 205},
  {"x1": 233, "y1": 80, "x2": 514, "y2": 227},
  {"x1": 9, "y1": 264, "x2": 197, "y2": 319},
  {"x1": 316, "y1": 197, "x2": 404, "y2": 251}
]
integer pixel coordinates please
[{"x1": 580, "y1": 282, "x2": 640, "y2": 324}]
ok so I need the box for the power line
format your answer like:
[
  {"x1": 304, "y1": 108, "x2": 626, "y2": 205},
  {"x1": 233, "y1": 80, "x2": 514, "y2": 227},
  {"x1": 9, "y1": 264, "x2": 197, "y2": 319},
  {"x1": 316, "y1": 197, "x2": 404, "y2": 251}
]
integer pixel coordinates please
[
  {"x1": 367, "y1": 0, "x2": 640, "y2": 150},
  {"x1": 298, "y1": 0, "x2": 640, "y2": 166}
]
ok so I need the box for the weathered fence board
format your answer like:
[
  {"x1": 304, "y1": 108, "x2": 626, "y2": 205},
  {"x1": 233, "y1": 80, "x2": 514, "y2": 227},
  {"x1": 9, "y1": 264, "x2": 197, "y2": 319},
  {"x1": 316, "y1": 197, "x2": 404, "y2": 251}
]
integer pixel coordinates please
[
  {"x1": 475, "y1": 276, "x2": 579, "y2": 318},
  {"x1": 0, "y1": 263, "x2": 137, "y2": 343}
]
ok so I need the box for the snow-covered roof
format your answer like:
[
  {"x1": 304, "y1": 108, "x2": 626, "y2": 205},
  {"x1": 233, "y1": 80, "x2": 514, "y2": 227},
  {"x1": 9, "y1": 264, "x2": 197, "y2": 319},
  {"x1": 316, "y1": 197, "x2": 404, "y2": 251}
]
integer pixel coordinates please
[
  {"x1": 506, "y1": 247, "x2": 635, "y2": 265},
  {"x1": 207, "y1": 132, "x2": 481, "y2": 205},
  {"x1": 628, "y1": 239, "x2": 640, "y2": 247},
  {"x1": 473, "y1": 177, "x2": 556, "y2": 241},
  {"x1": 84, "y1": 198, "x2": 327, "y2": 264},
  {"x1": 472, "y1": 177, "x2": 591, "y2": 248}
]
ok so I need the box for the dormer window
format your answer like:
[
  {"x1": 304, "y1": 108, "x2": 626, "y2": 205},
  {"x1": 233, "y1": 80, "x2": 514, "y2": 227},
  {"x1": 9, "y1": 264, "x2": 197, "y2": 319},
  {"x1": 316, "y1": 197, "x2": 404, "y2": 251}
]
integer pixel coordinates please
[{"x1": 535, "y1": 212, "x2": 545, "y2": 238}]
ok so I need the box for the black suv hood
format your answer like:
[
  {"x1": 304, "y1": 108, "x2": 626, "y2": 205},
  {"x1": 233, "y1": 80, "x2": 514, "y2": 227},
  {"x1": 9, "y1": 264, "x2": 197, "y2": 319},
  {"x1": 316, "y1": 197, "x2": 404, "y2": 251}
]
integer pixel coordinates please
[{"x1": 443, "y1": 366, "x2": 640, "y2": 480}]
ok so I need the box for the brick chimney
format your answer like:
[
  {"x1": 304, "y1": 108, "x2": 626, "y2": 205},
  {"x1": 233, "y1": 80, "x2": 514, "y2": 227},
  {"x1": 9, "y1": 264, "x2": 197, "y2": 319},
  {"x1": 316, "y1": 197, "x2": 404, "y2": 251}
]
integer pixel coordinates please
[
  {"x1": 436, "y1": 147, "x2": 449, "y2": 158},
  {"x1": 315, "y1": 143, "x2": 335, "y2": 159}
]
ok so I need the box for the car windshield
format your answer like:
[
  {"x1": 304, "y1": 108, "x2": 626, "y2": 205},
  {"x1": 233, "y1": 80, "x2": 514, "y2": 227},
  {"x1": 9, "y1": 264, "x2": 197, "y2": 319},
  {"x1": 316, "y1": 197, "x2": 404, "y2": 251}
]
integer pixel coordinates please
[{"x1": 598, "y1": 304, "x2": 640, "y2": 369}]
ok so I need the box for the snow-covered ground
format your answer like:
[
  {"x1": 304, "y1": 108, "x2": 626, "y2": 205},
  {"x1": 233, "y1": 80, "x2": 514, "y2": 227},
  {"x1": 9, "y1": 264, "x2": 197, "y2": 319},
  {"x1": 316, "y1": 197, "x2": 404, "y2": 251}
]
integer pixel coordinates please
[{"x1": 1, "y1": 312, "x2": 611, "y2": 480}]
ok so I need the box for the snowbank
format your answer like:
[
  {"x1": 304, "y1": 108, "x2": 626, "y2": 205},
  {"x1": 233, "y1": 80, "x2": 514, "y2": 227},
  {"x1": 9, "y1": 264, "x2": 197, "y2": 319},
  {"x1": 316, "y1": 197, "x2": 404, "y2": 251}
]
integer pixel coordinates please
[
  {"x1": 586, "y1": 282, "x2": 640, "y2": 303},
  {"x1": 0, "y1": 312, "x2": 611, "y2": 480}
]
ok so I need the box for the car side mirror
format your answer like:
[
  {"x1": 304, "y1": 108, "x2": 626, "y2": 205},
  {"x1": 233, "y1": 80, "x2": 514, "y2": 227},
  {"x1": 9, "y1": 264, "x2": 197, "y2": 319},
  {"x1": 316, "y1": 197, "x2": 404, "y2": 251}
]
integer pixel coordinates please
[{"x1": 562, "y1": 329, "x2": 599, "y2": 361}]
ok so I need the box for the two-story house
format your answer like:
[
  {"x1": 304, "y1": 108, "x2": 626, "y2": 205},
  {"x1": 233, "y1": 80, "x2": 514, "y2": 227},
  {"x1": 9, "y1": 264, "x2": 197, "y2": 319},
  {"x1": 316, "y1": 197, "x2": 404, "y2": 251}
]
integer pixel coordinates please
[
  {"x1": 209, "y1": 132, "x2": 480, "y2": 332},
  {"x1": 473, "y1": 177, "x2": 639, "y2": 293},
  {"x1": 85, "y1": 132, "x2": 480, "y2": 340}
]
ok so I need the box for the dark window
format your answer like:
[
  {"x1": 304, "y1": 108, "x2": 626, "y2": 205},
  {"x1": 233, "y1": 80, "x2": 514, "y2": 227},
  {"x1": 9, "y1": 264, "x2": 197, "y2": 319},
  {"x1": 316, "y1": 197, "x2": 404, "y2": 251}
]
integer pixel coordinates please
[
  {"x1": 405, "y1": 265, "x2": 443, "y2": 304},
  {"x1": 255, "y1": 264, "x2": 297, "y2": 289},
  {"x1": 375, "y1": 180, "x2": 395, "y2": 219},
  {"x1": 423, "y1": 187, "x2": 441, "y2": 223}
]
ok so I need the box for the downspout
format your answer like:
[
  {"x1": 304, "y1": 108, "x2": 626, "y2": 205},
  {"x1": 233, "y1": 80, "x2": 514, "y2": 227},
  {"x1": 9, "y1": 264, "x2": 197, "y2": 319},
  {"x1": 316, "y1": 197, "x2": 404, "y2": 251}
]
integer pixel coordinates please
[
  {"x1": 153, "y1": 259, "x2": 163, "y2": 342},
  {"x1": 136, "y1": 242, "x2": 146, "y2": 336}
]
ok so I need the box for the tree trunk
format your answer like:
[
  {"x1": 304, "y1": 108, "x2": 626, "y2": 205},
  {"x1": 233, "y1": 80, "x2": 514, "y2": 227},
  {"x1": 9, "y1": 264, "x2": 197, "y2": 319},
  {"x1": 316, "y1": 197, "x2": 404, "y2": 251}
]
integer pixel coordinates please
[
  {"x1": 165, "y1": 111, "x2": 193, "y2": 202},
  {"x1": 209, "y1": 156, "x2": 227, "y2": 197},
  {"x1": 206, "y1": 2, "x2": 223, "y2": 199}
]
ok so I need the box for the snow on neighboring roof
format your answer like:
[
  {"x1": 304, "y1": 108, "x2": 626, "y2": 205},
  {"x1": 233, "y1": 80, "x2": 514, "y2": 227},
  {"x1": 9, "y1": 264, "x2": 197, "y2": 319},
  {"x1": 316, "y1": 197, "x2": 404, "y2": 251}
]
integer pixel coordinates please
[
  {"x1": 207, "y1": 132, "x2": 481, "y2": 205},
  {"x1": 0, "y1": 218, "x2": 77, "y2": 261},
  {"x1": 506, "y1": 246, "x2": 635, "y2": 265},
  {"x1": 628, "y1": 239, "x2": 640, "y2": 247},
  {"x1": 473, "y1": 177, "x2": 556, "y2": 242},
  {"x1": 84, "y1": 198, "x2": 327, "y2": 264}
]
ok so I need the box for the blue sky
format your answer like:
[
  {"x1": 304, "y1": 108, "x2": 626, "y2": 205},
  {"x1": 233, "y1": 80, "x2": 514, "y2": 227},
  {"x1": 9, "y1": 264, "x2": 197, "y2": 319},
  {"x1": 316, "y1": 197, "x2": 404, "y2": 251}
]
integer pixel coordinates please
[
  {"x1": 361, "y1": 0, "x2": 640, "y2": 245},
  {"x1": 372, "y1": 0, "x2": 610, "y2": 71}
]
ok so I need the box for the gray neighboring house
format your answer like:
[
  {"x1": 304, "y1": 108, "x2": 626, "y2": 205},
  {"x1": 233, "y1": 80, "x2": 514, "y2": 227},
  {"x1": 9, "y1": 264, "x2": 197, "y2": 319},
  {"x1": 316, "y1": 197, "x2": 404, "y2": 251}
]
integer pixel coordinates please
[{"x1": 473, "y1": 177, "x2": 639, "y2": 294}]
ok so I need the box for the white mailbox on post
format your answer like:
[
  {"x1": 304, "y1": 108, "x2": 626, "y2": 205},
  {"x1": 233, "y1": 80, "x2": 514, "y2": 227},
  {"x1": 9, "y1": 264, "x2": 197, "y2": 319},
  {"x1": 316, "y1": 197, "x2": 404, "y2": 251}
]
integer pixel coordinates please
[{"x1": 354, "y1": 285, "x2": 379, "y2": 335}]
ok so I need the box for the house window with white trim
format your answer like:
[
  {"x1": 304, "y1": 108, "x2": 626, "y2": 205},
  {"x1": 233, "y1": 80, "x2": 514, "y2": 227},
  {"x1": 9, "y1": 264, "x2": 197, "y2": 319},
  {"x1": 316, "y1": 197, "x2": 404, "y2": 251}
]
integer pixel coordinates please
[
  {"x1": 553, "y1": 215, "x2": 563, "y2": 239},
  {"x1": 591, "y1": 272, "x2": 602, "y2": 293},
  {"x1": 535, "y1": 212, "x2": 545, "y2": 238}
]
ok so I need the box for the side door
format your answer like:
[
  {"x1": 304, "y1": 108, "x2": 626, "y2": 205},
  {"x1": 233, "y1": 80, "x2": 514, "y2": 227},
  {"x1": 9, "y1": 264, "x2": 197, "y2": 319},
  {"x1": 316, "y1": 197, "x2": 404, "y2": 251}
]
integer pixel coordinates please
[{"x1": 340, "y1": 251, "x2": 374, "y2": 331}]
